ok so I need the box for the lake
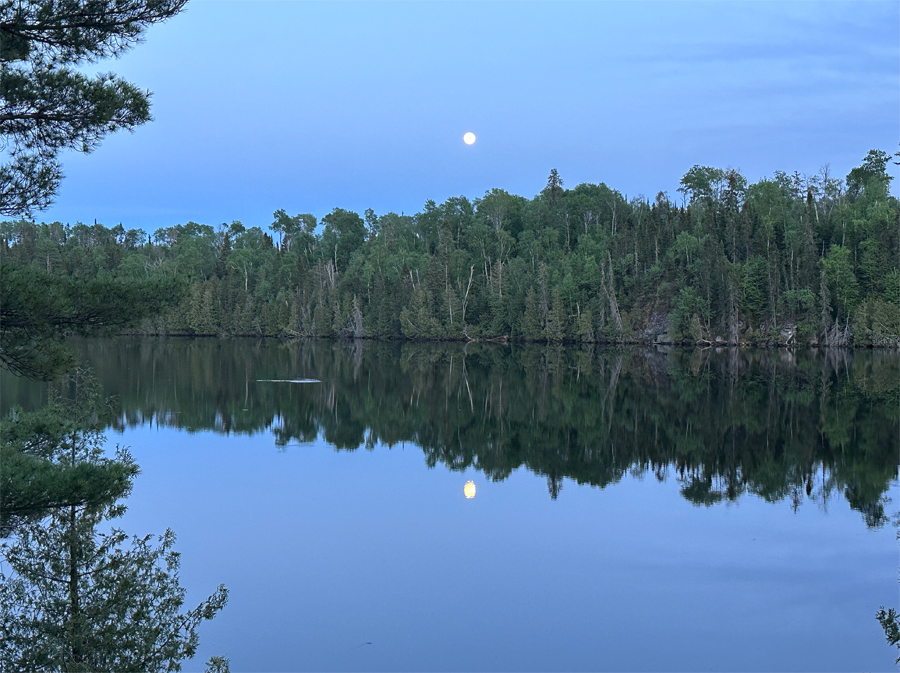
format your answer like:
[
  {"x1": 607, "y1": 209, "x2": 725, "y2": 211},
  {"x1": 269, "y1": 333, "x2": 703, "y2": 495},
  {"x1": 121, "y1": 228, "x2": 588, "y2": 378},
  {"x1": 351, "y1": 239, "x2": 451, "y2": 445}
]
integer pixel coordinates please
[{"x1": 2, "y1": 338, "x2": 898, "y2": 671}]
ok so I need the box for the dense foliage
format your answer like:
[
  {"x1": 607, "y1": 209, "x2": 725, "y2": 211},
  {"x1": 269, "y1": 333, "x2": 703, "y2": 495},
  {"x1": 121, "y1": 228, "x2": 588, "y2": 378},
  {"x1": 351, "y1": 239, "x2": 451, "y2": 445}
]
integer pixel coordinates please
[
  {"x1": 0, "y1": 264, "x2": 182, "y2": 379},
  {"x1": 3, "y1": 151, "x2": 897, "y2": 346}
]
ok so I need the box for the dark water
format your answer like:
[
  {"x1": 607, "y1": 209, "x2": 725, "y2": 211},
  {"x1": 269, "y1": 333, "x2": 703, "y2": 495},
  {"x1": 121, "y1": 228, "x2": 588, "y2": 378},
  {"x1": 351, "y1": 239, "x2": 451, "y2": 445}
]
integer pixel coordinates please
[{"x1": 3, "y1": 338, "x2": 899, "y2": 671}]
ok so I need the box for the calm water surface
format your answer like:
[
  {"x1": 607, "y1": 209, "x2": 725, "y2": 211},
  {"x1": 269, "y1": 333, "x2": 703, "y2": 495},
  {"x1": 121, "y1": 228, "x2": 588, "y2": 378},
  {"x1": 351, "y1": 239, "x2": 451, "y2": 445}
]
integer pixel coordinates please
[{"x1": 3, "y1": 338, "x2": 898, "y2": 671}]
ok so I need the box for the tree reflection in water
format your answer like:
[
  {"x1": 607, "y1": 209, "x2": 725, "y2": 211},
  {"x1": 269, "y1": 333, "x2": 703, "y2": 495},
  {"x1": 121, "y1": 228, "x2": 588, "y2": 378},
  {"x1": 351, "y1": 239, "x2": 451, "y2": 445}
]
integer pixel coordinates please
[
  {"x1": 0, "y1": 368, "x2": 228, "y2": 672},
  {"x1": 4, "y1": 338, "x2": 894, "y2": 529}
]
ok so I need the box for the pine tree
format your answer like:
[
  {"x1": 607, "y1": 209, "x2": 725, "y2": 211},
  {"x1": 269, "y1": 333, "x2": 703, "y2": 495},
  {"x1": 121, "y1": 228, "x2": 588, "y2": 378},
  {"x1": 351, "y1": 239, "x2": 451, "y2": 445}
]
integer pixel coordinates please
[
  {"x1": 1, "y1": 0, "x2": 187, "y2": 215},
  {"x1": 0, "y1": 493, "x2": 227, "y2": 671},
  {"x1": 546, "y1": 169, "x2": 564, "y2": 206}
]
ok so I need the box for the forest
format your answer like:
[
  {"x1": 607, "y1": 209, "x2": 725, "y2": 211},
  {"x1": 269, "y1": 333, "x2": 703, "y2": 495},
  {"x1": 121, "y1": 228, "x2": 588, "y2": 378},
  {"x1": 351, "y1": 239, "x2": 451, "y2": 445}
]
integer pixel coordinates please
[{"x1": 1, "y1": 150, "x2": 898, "y2": 347}]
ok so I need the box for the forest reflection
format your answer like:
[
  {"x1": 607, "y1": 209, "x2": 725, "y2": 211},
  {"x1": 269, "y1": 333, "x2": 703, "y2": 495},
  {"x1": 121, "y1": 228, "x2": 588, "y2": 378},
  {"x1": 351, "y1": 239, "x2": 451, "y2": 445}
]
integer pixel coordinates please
[{"x1": 3, "y1": 338, "x2": 897, "y2": 528}]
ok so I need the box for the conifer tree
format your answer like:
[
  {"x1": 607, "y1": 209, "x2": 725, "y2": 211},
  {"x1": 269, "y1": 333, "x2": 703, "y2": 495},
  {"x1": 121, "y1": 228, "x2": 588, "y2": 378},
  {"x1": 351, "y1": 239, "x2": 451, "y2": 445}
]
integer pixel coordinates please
[{"x1": 1, "y1": 0, "x2": 188, "y2": 216}]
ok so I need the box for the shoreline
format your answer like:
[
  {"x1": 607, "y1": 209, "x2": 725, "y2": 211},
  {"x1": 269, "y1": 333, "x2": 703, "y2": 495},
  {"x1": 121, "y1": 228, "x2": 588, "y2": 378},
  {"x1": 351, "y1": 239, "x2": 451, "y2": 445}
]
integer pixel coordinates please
[{"x1": 118, "y1": 330, "x2": 900, "y2": 350}]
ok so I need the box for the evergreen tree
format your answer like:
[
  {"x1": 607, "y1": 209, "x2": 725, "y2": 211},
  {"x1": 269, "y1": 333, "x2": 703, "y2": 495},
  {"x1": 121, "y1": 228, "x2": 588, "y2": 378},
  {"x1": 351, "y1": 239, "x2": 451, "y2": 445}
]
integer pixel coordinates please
[
  {"x1": 0, "y1": 368, "x2": 136, "y2": 535},
  {"x1": 546, "y1": 169, "x2": 564, "y2": 205},
  {"x1": 1, "y1": 0, "x2": 187, "y2": 215},
  {"x1": 0, "y1": 491, "x2": 227, "y2": 671}
]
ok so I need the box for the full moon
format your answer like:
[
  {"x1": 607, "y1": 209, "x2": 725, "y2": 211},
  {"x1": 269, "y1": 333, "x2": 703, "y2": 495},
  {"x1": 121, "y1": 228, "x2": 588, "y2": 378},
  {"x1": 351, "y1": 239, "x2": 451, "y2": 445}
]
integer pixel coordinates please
[
  {"x1": 464, "y1": 481, "x2": 476, "y2": 498},
  {"x1": 463, "y1": 132, "x2": 476, "y2": 145}
]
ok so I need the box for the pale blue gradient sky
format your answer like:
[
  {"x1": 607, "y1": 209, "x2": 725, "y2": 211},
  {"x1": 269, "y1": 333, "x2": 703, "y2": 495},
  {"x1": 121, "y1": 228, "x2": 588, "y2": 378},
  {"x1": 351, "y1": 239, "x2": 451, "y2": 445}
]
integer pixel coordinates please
[{"x1": 37, "y1": 1, "x2": 900, "y2": 231}]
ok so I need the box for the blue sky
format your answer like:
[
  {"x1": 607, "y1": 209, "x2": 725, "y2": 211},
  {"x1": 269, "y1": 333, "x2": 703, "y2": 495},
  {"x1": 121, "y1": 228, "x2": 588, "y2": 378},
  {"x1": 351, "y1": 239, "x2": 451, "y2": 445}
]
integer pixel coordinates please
[{"x1": 39, "y1": 1, "x2": 900, "y2": 232}]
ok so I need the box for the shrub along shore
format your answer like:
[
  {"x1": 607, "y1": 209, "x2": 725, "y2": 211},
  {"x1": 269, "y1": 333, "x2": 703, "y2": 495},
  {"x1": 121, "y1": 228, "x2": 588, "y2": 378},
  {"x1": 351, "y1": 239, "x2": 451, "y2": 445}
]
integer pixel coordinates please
[{"x1": 2, "y1": 151, "x2": 898, "y2": 348}]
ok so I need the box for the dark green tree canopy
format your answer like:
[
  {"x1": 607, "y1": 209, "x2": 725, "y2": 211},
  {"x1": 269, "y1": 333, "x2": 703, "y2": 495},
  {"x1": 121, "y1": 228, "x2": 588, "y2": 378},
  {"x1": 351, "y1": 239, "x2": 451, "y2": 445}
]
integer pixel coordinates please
[
  {"x1": 846, "y1": 148, "x2": 893, "y2": 198},
  {"x1": 0, "y1": 264, "x2": 183, "y2": 379},
  {"x1": 0, "y1": 0, "x2": 187, "y2": 216},
  {"x1": 678, "y1": 165, "x2": 727, "y2": 204},
  {"x1": 322, "y1": 207, "x2": 366, "y2": 270}
]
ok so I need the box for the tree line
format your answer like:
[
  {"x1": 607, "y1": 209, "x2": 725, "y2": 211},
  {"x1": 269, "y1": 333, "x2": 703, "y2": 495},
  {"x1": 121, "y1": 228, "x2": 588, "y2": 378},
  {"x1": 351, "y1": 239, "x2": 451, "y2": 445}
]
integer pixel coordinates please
[{"x1": 2, "y1": 151, "x2": 898, "y2": 347}]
